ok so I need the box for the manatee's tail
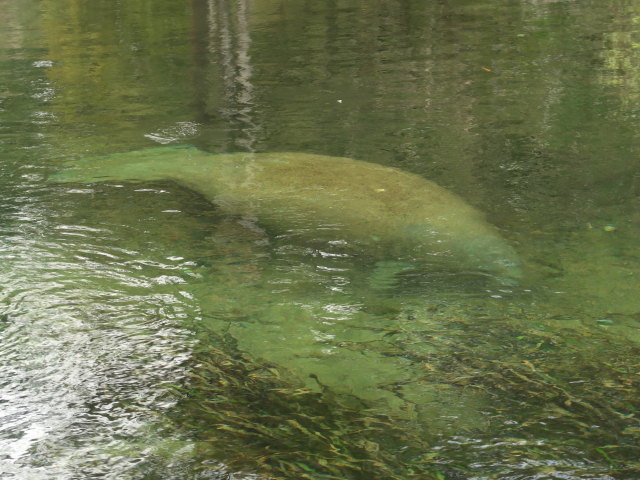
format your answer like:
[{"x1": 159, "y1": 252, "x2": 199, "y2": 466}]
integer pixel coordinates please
[{"x1": 50, "y1": 145, "x2": 201, "y2": 184}]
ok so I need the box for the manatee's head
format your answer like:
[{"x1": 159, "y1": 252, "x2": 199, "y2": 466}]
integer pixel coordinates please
[
  {"x1": 50, "y1": 146, "x2": 202, "y2": 184},
  {"x1": 394, "y1": 223, "x2": 522, "y2": 285},
  {"x1": 404, "y1": 223, "x2": 523, "y2": 284},
  {"x1": 461, "y1": 233, "x2": 523, "y2": 285}
]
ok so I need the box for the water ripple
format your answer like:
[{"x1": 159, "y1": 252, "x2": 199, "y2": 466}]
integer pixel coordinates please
[{"x1": 0, "y1": 209, "x2": 199, "y2": 478}]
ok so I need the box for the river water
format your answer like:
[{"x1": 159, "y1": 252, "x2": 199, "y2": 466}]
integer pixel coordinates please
[{"x1": 2, "y1": 0, "x2": 640, "y2": 479}]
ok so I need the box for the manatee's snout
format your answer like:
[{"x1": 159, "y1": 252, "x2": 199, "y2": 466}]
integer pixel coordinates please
[
  {"x1": 459, "y1": 234, "x2": 522, "y2": 284},
  {"x1": 491, "y1": 257, "x2": 523, "y2": 285}
]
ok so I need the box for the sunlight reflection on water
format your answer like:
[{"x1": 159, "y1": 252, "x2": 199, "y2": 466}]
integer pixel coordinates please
[{"x1": 0, "y1": 193, "x2": 196, "y2": 477}]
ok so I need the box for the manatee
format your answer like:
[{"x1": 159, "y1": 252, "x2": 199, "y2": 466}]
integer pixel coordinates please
[{"x1": 51, "y1": 146, "x2": 522, "y2": 282}]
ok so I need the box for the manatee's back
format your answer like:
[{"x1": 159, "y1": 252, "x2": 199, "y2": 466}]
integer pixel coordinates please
[
  {"x1": 190, "y1": 152, "x2": 520, "y2": 281},
  {"x1": 192, "y1": 152, "x2": 463, "y2": 245}
]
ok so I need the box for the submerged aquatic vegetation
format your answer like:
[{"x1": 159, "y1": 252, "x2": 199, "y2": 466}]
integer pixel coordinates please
[
  {"x1": 389, "y1": 309, "x2": 640, "y2": 479},
  {"x1": 161, "y1": 306, "x2": 640, "y2": 480},
  {"x1": 164, "y1": 331, "x2": 445, "y2": 480}
]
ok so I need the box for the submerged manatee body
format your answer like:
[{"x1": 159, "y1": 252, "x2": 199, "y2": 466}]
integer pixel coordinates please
[{"x1": 52, "y1": 146, "x2": 521, "y2": 282}]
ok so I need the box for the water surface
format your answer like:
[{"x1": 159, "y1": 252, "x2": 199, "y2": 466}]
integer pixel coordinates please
[{"x1": 2, "y1": 0, "x2": 640, "y2": 478}]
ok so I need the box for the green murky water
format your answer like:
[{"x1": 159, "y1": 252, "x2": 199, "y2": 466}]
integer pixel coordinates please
[{"x1": 2, "y1": 0, "x2": 640, "y2": 478}]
